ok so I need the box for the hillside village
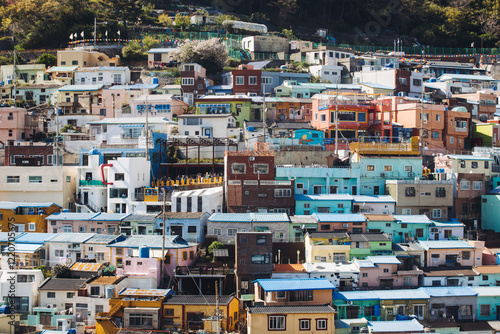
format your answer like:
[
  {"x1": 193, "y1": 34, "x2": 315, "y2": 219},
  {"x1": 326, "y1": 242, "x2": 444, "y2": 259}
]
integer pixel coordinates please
[{"x1": 5, "y1": 11, "x2": 500, "y2": 334}]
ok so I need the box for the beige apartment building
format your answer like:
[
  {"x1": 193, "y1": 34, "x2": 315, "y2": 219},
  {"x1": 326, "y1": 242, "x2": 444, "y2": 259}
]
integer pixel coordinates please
[{"x1": 57, "y1": 49, "x2": 120, "y2": 67}]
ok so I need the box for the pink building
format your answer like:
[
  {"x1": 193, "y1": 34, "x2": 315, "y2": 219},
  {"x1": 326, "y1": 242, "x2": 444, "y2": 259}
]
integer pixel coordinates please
[
  {"x1": 0, "y1": 107, "x2": 39, "y2": 145},
  {"x1": 46, "y1": 212, "x2": 130, "y2": 234},
  {"x1": 418, "y1": 240, "x2": 484, "y2": 267},
  {"x1": 108, "y1": 235, "x2": 198, "y2": 278},
  {"x1": 355, "y1": 255, "x2": 422, "y2": 289}
]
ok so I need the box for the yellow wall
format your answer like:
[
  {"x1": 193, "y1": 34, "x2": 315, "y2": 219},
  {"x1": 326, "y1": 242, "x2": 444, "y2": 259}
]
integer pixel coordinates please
[
  {"x1": 0, "y1": 204, "x2": 60, "y2": 232},
  {"x1": 380, "y1": 299, "x2": 428, "y2": 321},
  {"x1": 248, "y1": 311, "x2": 335, "y2": 334}
]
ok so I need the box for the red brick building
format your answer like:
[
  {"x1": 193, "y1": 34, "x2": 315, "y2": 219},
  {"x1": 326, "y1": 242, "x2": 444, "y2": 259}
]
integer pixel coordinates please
[
  {"x1": 455, "y1": 173, "x2": 485, "y2": 227},
  {"x1": 180, "y1": 63, "x2": 207, "y2": 105},
  {"x1": 225, "y1": 148, "x2": 295, "y2": 214},
  {"x1": 226, "y1": 64, "x2": 262, "y2": 96},
  {"x1": 4, "y1": 145, "x2": 54, "y2": 166}
]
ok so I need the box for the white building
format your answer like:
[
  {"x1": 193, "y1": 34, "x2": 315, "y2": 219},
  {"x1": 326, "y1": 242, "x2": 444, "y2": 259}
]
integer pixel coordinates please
[
  {"x1": 38, "y1": 277, "x2": 88, "y2": 314},
  {"x1": 0, "y1": 269, "x2": 45, "y2": 315},
  {"x1": 177, "y1": 114, "x2": 238, "y2": 139},
  {"x1": 304, "y1": 262, "x2": 360, "y2": 288},
  {"x1": 352, "y1": 195, "x2": 396, "y2": 215},
  {"x1": 171, "y1": 187, "x2": 223, "y2": 214},
  {"x1": 304, "y1": 49, "x2": 355, "y2": 66},
  {"x1": 353, "y1": 69, "x2": 424, "y2": 98},
  {"x1": 130, "y1": 94, "x2": 187, "y2": 118},
  {"x1": 0, "y1": 166, "x2": 76, "y2": 211},
  {"x1": 45, "y1": 233, "x2": 95, "y2": 267},
  {"x1": 429, "y1": 221, "x2": 465, "y2": 241},
  {"x1": 309, "y1": 65, "x2": 343, "y2": 83},
  {"x1": 74, "y1": 67, "x2": 131, "y2": 86}
]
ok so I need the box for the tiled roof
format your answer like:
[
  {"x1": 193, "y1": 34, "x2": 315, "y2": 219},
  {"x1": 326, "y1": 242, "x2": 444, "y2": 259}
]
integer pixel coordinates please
[
  {"x1": 87, "y1": 276, "x2": 126, "y2": 285},
  {"x1": 39, "y1": 278, "x2": 88, "y2": 291},
  {"x1": 473, "y1": 266, "x2": 500, "y2": 274},
  {"x1": 273, "y1": 264, "x2": 306, "y2": 273},
  {"x1": 156, "y1": 212, "x2": 207, "y2": 219},
  {"x1": 108, "y1": 235, "x2": 194, "y2": 249},
  {"x1": 418, "y1": 240, "x2": 474, "y2": 250},
  {"x1": 70, "y1": 262, "x2": 104, "y2": 272},
  {"x1": 308, "y1": 232, "x2": 349, "y2": 239},
  {"x1": 48, "y1": 233, "x2": 95, "y2": 243},
  {"x1": 165, "y1": 295, "x2": 234, "y2": 305},
  {"x1": 419, "y1": 286, "x2": 477, "y2": 297},
  {"x1": 122, "y1": 214, "x2": 157, "y2": 222},
  {"x1": 208, "y1": 213, "x2": 289, "y2": 223},
  {"x1": 350, "y1": 233, "x2": 391, "y2": 242},
  {"x1": 0, "y1": 201, "x2": 60, "y2": 210},
  {"x1": 368, "y1": 319, "x2": 424, "y2": 332},
  {"x1": 255, "y1": 278, "x2": 335, "y2": 292},
  {"x1": 248, "y1": 305, "x2": 335, "y2": 314},
  {"x1": 46, "y1": 212, "x2": 99, "y2": 221},
  {"x1": 352, "y1": 195, "x2": 396, "y2": 203},
  {"x1": 313, "y1": 213, "x2": 366, "y2": 223},
  {"x1": 90, "y1": 213, "x2": 131, "y2": 221},
  {"x1": 364, "y1": 214, "x2": 395, "y2": 221}
]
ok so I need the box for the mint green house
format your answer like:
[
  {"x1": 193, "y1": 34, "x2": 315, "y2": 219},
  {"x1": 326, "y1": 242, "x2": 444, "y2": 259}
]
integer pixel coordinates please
[
  {"x1": 289, "y1": 215, "x2": 318, "y2": 242},
  {"x1": 295, "y1": 194, "x2": 353, "y2": 215},
  {"x1": 195, "y1": 95, "x2": 252, "y2": 127},
  {"x1": 473, "y1": 286, "x2": 500, "y2": 320},
  {"x1": 367, "y1": 214, "x2": 432, "y2": 243},
  {"x1": 119, "y1": 213, "x2": 157, "y2": 235},
  {"x1": 481, "y1": 190, "x2": 500, "y2": 232},
  {"x1": 332, "y1": 290, "x2": 381, "y2": 320},
  {"x1": 349, "y1": 233, "x2": 392, "y2": 259}
]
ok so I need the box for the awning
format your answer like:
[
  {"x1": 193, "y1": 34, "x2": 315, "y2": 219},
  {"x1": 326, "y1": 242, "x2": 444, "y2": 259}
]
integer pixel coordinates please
[
  {"x1": 3, "y1": 244, "x2": 42, "y2": 254},
  {"x1": 118, "y1": 124, "x2": 145, "y2": 128}
]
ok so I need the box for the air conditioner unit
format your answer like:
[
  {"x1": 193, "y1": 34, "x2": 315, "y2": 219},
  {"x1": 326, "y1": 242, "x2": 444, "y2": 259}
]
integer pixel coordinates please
[{"x1": 249, "y1": 157, "x2": 255, "y2": 161}]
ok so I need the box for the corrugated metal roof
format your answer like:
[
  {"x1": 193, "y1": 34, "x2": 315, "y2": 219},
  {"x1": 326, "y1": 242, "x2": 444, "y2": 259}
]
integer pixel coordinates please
[
  {"x1": 46, "y1": 212, "x2": 99, "y2": 221},
  {"x1": 88, "y1": 117, "x2": 176, "y2": 125},
  {"x1": 393, "y1": 215, "x2": 432, "y2": 224},
  {"x1": 368, "y1": 319, "x2": 424, "y2": 332},
  {"x1": 333, "y1": 291, "x2": 379, "y2": 301},
  {"x1": 147, "y1": 48, "x2": 177, "y2": 53},
  {"x1": 248, "y1": 305, "x2": 335, "y2": 314},
  {"x1": 247, "y1": 60, "x2": 272, "y2": 69},
  {"x1": 439, "y1": 74, "x2": 495, "y2": 81},
  {"x1": 418, "y1": 240, "x2": 474, "y2": 250},
  {"x1": 308, "y1": 232, "x2": 349, "y2": 239},
  {"x1": 350, "y1": 233, "x2": 391, "y2": 242},
  {"x1": 46, "y1": 66, "x2": 79, "y2": 72},
  {"x1": 156, "y1": 212, "x2": 206, "y2": 219},
  {"x1": 430, "y1": 221, "x2": 464, "y2": 227},
  {"x1": 295, "y1": 194, "x2": 353, "y2": 201},
  {"x1": 108, "y1": 235, "x2": 194, "y2": 249},
  {"x1": 58, "y1": 84, "x2": 103, "y2": 92},
  {"x1": 48, "y1": 233, "x2": 95, "y2": 243},
  {"x1": 374, "y1": 289, "x2": 429, "y2": 300},
  {"x1": 119, "y1": 288, "x2": 173, "y2": 297},
  {"x1": 2, "y1": 243, "x2": 43, "y2": 253},
  {"x1": 304, "y1": 262, "x2": 359, "y2": 273},
  {"x1": 122, "y1": 214, "x2": 157, "y2": 222},
  {"x1": 165, "y1": 295, "x2": 234, "y2": 305},
  {"x1": 14, "y1": 233, "x2": 56, "y2": 244},
  {"x1": 90, "y1": 213, "x2": 131, "y2": 221},
  {"x1": 208, "y1": 213, "x2": 289, "y2": 223},
  {"x1": 0, "y1": 232, "x2": 24, "y2": 242},
  {"x1": 290, "y1": 215, "x2": 317, "y2": 224},
  {"x1": 419, "y1": 286, "x2": 477, "y2": 297},
  {"x1": 355, "y1": 259, "x2": 377, "y2": 268},
  {"x1": 472, "y1": 286, "x2": 500, "y2": 297},
  {"x1": 0, "y1": 201, "x2": 60, "y2": 210},
  {"x1": 446, "y1": 154, "x2": 494, "y2": 161},
  {"x1": 75, "y1": 66, "x2": 128, "y2": 72},
  {"x1": 39, "y1": 278, "x2": 88, "y2": 291},
  {"x1": 213, "y1": 248, "x2": 229, "y2": 257},
  {"x1": 360, "y1": 82, "x2": 395, "y2": 90},
  {"x1": 84, "y1": 234, "x2": 123, "y2": 244},
  {"x1": 352, "y1": 195, "x2": 396, "y2": 203},
  {"x1": 70, "y1": 262, "x2": 104, "y2": 272},
  {"x1": 255, "y1": 278, "x2": 335, "y2": 292},
  {"x1": 366, "y1": 256, "x2": 401, "y2": 264},
  {"x1": 314, "y1": 213, "x2": 366, "y2": 223}
]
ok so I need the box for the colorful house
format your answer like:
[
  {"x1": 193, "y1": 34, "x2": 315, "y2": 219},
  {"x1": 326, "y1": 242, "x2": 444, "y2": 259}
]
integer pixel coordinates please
[
  {"x1": 473, "y1": 286, "x2": 500, "y2": 320},
  {"x1": 0, "y1": 201, "x2": 61, "y2": 233},
  {"x1": 356, "y1": 256, "x2": 414, "y2": 289},
  {"x1": 295, "y1": 194, "x2": 353, "y2": 215},
  {"x1": 418, "y1": 240, "x2": 483, "y2": 267},
  {"x1": 293, "y1": 129, "x2": 324, "y2": 145},
  {"x1": 352, "y1": 195, "x2": 396, "y2": 215},
  {"x1": 375, "y1": 289, "x2": 430, "y2": 321},
  {"x1": 304, "y1": 231, "x2": 350, "y2": 263},
  {"x1": 289, "y1": 215, "x2": 318, "y2": 242},
  {"x1": 304, "y1": 262, "x2": 360, "y2": 288},
  {"x1": 253, "y1": 278, "x2": 335, "y2": 306},
  {"x1": 315, "y1": 213, "x2": 367, "y2": 233},
  {"x1": 195, "y1": 95, "x2": 253, "y2": 127},
  {"x1": 390, "y1": 215, "x2": 433, "y2": 243},
  {"x1": 349, "y1": 233, "x2": 392, "y2": 259},
  {"x1": 419, "y1": 286, "x2": 477, "y2": 322},
  {"x1": 333, "y1": 290, "x2": 380, "y2": 320}
]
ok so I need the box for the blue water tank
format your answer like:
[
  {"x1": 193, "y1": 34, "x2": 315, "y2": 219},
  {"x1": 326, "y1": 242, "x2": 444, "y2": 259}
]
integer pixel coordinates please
[
  {"x1": 139, "y1": 245, "x2": 150, "y2": 258},
  {"x1": 429, "y1": 78, "x2": 437, "y2": 82},
  {"x1": 152, "y1": 77, "x2": 159, "y2": 85},
  {"x1": 248, "y1": 126, "x2": 254, "y2": 132},
  {"x1": 67, "y1": 329, "x2": 76, "y2": 334},
  {"x1": 106, "y1": 286, "x2": 114, "y2": 299},
  {"x1": 0, "y1": 305, "x2": 10, "y2": 314},
  {"x1": 0, "y1": 81, "x2": 3, "y2": 86},
  {"x1": 7, "y1": 80, "x2": 12, "y2": 85}
]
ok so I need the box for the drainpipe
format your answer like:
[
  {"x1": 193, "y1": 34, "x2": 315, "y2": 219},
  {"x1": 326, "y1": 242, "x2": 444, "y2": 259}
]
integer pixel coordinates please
[{"x1": 100, "y1": 163, "x2": 113, "y2": 185}]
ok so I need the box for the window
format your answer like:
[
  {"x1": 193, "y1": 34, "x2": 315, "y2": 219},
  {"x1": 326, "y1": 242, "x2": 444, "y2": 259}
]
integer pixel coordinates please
[
  {"x1": 28, "y1": 176, "x2": 42, "y2": 183},
  {"x1": 7, "y1": 176, "x2": 20, "y2": 183},
  {"x1": 436, "y1": 114, "x2": 441, "y2": 121},
  {"x1": 383, "y1": 268, "x2": 389, "y2": 273},
  {"x1": 450, "y1": 136, "x2": 454, "y2": 144},
  {"x1": 235, "y1": 76, "x2": 244, "y2": 85},
  {"x1": 55, "y1": 249, "x2": 64, "y2": 257},
  {"x1": 460, "y1": 305, "x2": 472, "y2": 316},
  {"x1": 17, "y1": 275, "x2": 35, "y2": 283},
  {"x1": 405, "y1": 187, "x2": 416, "y2": 197},
  {"x1": 116, "y1": 248, "x2": 123, "y2": 255},
  {"x1": 256, "y1": 235, "x2": 267, "y2": 245},
  {"x1": 415, "y1": 229, "x2": 423, "y2": 238},
  {"x1": 182, "y1": 251, "x2": 187, "y2": 260},
  {"x1": 362, "y1": 273, "x2": 368, "y2": 277},
  {"x1": 181, "y1": 78, "x2": 194, "y2": 85},
  {"x1": 436, "y1": 187, "x2": 446, "y2": 197},
  {"x1": 262, "y1": 77, "x2": 272, "y2": 84},
  {"x1": 320, "y1": 114, "x2": 326, "y2": 122},
  {"x1": 431, "y1": 254, "x2": 440, "y2": 260},
  {"x1": 115, "y1": 173, "x2": 125, "y2": 181},
  {"x1": 254, "y1": 164, "x2": 269, "y2": 174},
  {"x1": 268, "y1": 315, "x2": 286, "y2": 330},
  {"x1": 96, "y1": 305, "x2": 104, "y2": 314},
  {"x1": 384, "y1": 165, "x2": 392, "y2": 172},
  {"x1": 483, "y1": 275, "x2": 489, "y2": 281},
  {"x1": 47, "y1": 292, "x2": 55, "y2": 298},
  {"x1": 473, "y1": 181, "x2": 482, "y2": 190},
  {"x1": 213, "y1": 228, "x2": 221, "y2": 236},
  {"x1": 72, "y1": 60, "x2": 78, "y2": 65},
  {"x1": 413, "y1": 78, "x2": 422, "y2": 86},
  {"x1": 462, "y1": 202, "x2": 468, "y2": 214},
  {"x1": 67, "y1": 292, "x2": 75, "y2": 298},
  {"x1": 129, "y1": 313, "x2": 154, "y2": 328},
  {"x1": 316, "y1": 319, "x2": 327, "y2": 330},
  {"x1": 462, "y1": 251, "x2": 471, "y2": 260},
  {"x1": 485, "y1": 161, "x2": 490, "y2": 169},
  {"x1": 402, "y1": 209, "x2": 411, "y2": 215},
  {"x1": 251, "y1": 254, "x2": 270, "y2": 264},
  {"x1": 399, "y1": 77, "x2": 407, "y2": 85},
  {"x1": 90, "y1": 287, "x2": 100, "y2": 296},
  {"x1": 290, "y1": 290, "x2": 313, "y2": 301},
  {"x1": 472, "y1": 161, "x2": 478, "y2": 169},
  {"x1": 432, "y1": 209, "x2": 441, "y2": 219},
  {"x1": 228, "y1": 228, "x2": 238, "y2": 236},
  {"x1": 231, "y1": 163, "x2": 246, "y2": 174},
  {"x1": 460, "y1": 180, "x2": 470, "y2": 190},
  {"x1": 431, "y1": 131, "x2": 440, "y2": 139},
  {"x1": 404, "y1": 165, "x2": 413, "y2": 172},
  {"x1": 249, "y1": 76, "x2": 257, "y2": 85},
  {"x1": 275, "y1": 189, "x2": 291, "y2": 197},
  {"x1": 480, "y1": 304, "x2": 490, "y2": 316},
  {"x1": 366, "y1": 165, "x2": 375, "y2": 171},
  {"x1": 28, "y1": 223, "x2": 36, "y2": 231},
  {"x1": 79, "y1": 226, "x2": 86, "y2": 233}
]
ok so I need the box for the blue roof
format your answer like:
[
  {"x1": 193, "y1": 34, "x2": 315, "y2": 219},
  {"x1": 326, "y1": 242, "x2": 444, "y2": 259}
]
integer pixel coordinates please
[
  {"x1": 333, "y1": 291, "x2": 379, "y2": 301},
  {"x1": 90, "y1": 213, "x2": 131, "y2": 221},
  {"x1": 0, "y1": 201, "x2": 60, "y2": 210},
  {"x1": 374, "y1": 289, "x2": 429, "y2": 300},
  {"x1": 314, "y1": 213, "x2": 366, "y2": 223},
  {"x1": 439, "y1": 74, "x2": 495, "y2": 81},
  {"x1": 208, "y1": 213, "x2": 289, "y2": 223},
  {"x1": 0, "y1": 232, "x2": 25, "y2": 242},
  {"x1": 352, "y1": 195, "x2": 396, "y2": 203},
  {"x1": 430, "y1": 220, "x2": 465, "y2": 227},
  {"x1": 418, "y1": 240, "x2": 474, "y2": 250},
  {"x1": 419, "y1": 286, "x2": 477, "y2": 297},
  {"x1": 84, "y1": 234, "x2": 125, "y2": 244},
  {"x1": 48, "y1": 233, "x2": 95, "y2": 243},
  {"x1": 15, "y1": 233, "x2": 57, "y2": 244},
  {"x1": 108, "y1": 235, "x2": 195, "y2": 249},
  {"x1": 393, "y1": 215, "x2": 432, "y2": 224},
  {"x1": 295, "y1": 194, "x2": 353, "y2": 201},
  {"x1": 255, "y1": 278, "x2": 335, "y2": 292},
  {"x1": 3, "y1": 243, "x2": 43, "y2": 254},
  {"x1": 46, "y1": 212, "x2": 100, "y2": 221},
  {"x1": 59, "y1": 84, "x2": 103, "y2": 92},
  {"x1": 368, "y1": 319, "x2": 424, "y2": 333}
]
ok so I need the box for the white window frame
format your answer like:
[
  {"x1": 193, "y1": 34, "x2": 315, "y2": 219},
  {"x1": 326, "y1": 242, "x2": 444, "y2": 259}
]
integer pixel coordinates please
[
  {"x1": 228, "y1": 228, "x2": 238, "y2": 236},
  {"x1": 269, "y1": 316, "x2": 286, "y2": 330},
  {"x1": 402, "y1": 208, "x2": 412, "y2": 215},
  {"x1": 181, "y1": 78, "x2": 194, "y2": 86},
  {"x1": 213, "y1": 228, "x2": 222, "y2": 236},
  {"x1": 28, "y1": 223, "x2": 36, "y2": 231},
  {"x1": 317, "y1": 319, "x2": 327, "y2": 330},
  {"x1": 275, "y1": 189, "x2": 291, "y2": 197},
  {"x1": 29, "y1": 176, "x2": 42, "y2": 183},
  {"x1": 235, "y1": 76, "x2": 244, "y2": 85},
  {"x1": 299, "y1": 319, "x2": 310, "y2": 330},
  {"x1": 432, "y1": 209, "x2": 442, "y2": 219},
  {"x1": 460, "y1": 180, "x2": 470, "y2": 190},
  {"x1": 473, "y1": 181, "x2": 482, "y2": 190},
  {"x1": 249, "y1": 76, "x2": 257, "y2": 85}
]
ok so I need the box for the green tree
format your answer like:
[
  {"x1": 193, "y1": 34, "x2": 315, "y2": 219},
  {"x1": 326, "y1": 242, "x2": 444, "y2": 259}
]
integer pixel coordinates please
[
  {"x1": 208, "y1": 241, "x2": 224, "y2": 256},
  {"x1": 173, "y1": 38, "x2": 228, "y2": 75},
  {"x1": 36, "y1": 53, "x2": 56, "y2": 67},
  {"x1": 122, "y1": 40, "x2": 146, "y2": 61},
  {"x1": 174, "y1": 13, "x2": 190, "y2": 31},
  {"x1": 142, "y1": 35, "x2": 158, "y2": 51},
  {"x1": 51, "y1": 264, "x2": 71, "y2": 278},
  {"x1": 158, "y1": 13, "x2": 173, "y2": 27}
]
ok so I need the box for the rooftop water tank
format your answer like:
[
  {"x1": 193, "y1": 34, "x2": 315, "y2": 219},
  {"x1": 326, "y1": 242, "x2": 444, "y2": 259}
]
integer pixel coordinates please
[
  {"x1": 139, "y1": 245, "x2": 150, "y2": 258},
  {"x1": 248, "y1": 126, "x2": 254, "y2": 132},
  {"x1": 152, "y1": 77, "x2": 159, "y2": 85}
]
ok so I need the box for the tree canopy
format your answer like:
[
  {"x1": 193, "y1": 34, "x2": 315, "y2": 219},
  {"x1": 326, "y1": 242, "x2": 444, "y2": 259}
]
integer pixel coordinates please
[{"x1": 173, "y1": 38, "x2": 229, "y2": 75}]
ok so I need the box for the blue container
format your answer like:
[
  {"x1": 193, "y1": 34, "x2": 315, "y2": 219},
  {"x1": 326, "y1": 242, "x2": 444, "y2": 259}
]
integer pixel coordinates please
[
  {"x1": 152, "y1": 77, "x2": 159, "y2": 85},
  {"x1": 248, "y1": 126, "x2": 254, "y2": 132},
  {"x1": 139, "y1": 245, "x2": 150, "y2": 258}
]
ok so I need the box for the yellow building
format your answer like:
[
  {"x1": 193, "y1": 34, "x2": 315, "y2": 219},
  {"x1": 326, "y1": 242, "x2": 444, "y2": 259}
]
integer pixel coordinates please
[
  {"x1": 0, "y1": 201, "x2": 60, "y2": 233},
  {"x1": 247, "y1": 305, "x2": 336, "y2": 334},
  {"x1": 163, "y1": 295, "x2": 240, "y2": 332},
  {"x1": 304, "y1": 232, "x2": 351, "y2": 263},
  {"x1": 57, "y1": 49, "x2": 121, "y2": 67},
  {"x1": 57, "y1": 84, "x2": 104, "y2": 114}
]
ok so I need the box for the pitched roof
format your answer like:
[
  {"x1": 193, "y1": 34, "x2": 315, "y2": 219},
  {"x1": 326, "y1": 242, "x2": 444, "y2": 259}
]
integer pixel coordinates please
[
  {"x1": 118, "y1": 288, "x2": 173, "y2": 297},
  {"x1": 255, "y1": 278, "x2": 335, "y2": 291},
  {"x1": 14, "y1": 233, "x2": 56, "y2": 244},
  {"x1": 122, "y1": 214, "x2": 157, "y2": 222},
  {"x1": 472, "y1": 286, "x2": 500, "y2": 297},
  {"x1": 48, "y1": 233, "x2": 95, "y2": 243},
  {"x1": 156, "y1": 212, "x2": 207, "y2": 219},
  {"x1": 69, "y1": 262, "x2": 105, "y2": 272},
  {"x1": 165, "y1": 295, "x2": 234, "y2": 305},
  {"x1": 295, "y1": 194, "x2": 353, "y2": 201},
  {"x1": 107, "y1": 235, "x2": 194, "y2": 249},
  {"x1": 373, "y1": 289, "x2": 430, "y2": 300},
  {"x1": 419, "y1": 286, "x2": 477, "y2": 297},
  {"x1": 308, "y1": 232, "x2": 349, "y2": 239},
  {"x1": 84, "y1": 234, "x2": 124, "y2": 244},
  {"x1": 350, "y1": 233, "x2": 391, "y2": 242},
  {"x1": 0, "y1": 232, "x2": 24, "y2": 242},
  {"x1": 248, "y1": 305, "x2": 335, "y2": 314},
  {"x1": 333, "y1": 291, "x2": 380, "y2": 301},
  {"x1": 304, "y1": 262, "x2": 359, "y2": 273},
  {"x1": 90, "y1": 213, "x2": 131, "y2": 221},
  {"x1": 366, "y1": 255, "x2": 401, "y2": 264},
  {"x1": 87, "y1": 276, "x2": 126, "y2": 285},
  {"x1": 313, "y1": 213, "x2": 366, "y2": 223},
  {"x1": 422, "y1": 266, "x2": 478, "y2": 277},
  {"x1": 59, "y1": 84, "x2": 103, "y2": 91},
  {"x1": 39, "y1": 278, "x2": 88, "y2": 291},
  {"x1": 473, "y1": 266, "x2": 500, "y2": 274},
  {"x1": 364, "y1": 214, "x2": 395, "y2": 221},
  {"x1": 46, "y1": 212, "x2": 100, "y2": 221},
  {"x1": 208, "y1": 213, "x2": 289, "y2": 223},
  {"x1": 393, "y1": 215, "x2": 432, "y2": 224},
  {"x1": 446, "y1": 154, "x2": 494, "y2": 161}
]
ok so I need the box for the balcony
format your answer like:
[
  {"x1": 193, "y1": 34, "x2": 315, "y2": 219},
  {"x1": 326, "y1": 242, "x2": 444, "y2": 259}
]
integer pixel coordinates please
[{"x1": 79, "y1": 180, "x2": 105, "y2": 187}]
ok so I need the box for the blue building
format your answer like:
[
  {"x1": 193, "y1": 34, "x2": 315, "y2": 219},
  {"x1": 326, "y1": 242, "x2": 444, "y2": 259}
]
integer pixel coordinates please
[
  {"x1": 155, "y1": 212, "x2": 210, "y2": 244},
  {"x1": 295, "y1": 194, "x2": 353, "y2": 215}
]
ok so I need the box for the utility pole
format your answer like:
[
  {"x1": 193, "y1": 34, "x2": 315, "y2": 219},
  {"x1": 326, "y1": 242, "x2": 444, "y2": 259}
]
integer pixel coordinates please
[
  {"x1": 145, "y1": 95, "x2": 149, "y2": 160},
  {"x1": 262, "y1": 83, "x2": 266, "y2": 144},
  {"x1": 420, "y1": 48, "x2": 425, "y2": 156},
  {"x1": 215, "y1": 282, "x2": 220, "y2": 334},
  {"x1": 13, "y1": 50, "x2": 16, "y2": 106},
  {"x1": 161, "y1": 189, "x2": 166, "y2": 287},
  {"x1": 94, "y1": 17, "x2": 97, "y2": 48},
  {"x1": 55, "y1": 98, "x2": 59, "y2": 166},
  {"x1": 335, "y1": 81, "x2": 339, "y2": 155}
]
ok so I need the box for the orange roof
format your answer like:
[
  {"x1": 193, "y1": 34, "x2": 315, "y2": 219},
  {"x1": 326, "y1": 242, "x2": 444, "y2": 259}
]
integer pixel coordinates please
[
  {"x1": 70, "y1": 262, "x2": 104, "y2": 272},
  {"x1": 273, "y1": 264, "x2": 306, "y2": 273},
  {"x1": 88, "y1": 276, "x2": 124, "y2": 285},
  {"x1": 364, "y1": 214, "x2": 395, "y2": 221},
  {"x1": 474, "y1": 266, "x2": 500, "y2": 274}
]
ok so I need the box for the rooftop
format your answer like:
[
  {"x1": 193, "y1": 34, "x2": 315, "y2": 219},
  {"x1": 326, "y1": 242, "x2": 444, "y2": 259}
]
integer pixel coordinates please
[
  {"x1": 418, "y1": 240, "x2": 475, "y2": 250},
  {"x1": 108, "y1": 235, "x2": 194, "y2": 249},
  {"x1": 88, "y1": 276, "x2": 126, "y2": 285},
  {"x1": 307, "y1": 232, "x2": 349, "y2": 239},
  {"x1": 156, "y1": 212, "x2": 207, "y2": 219},
  {"x1": 255, "y1": 278, "x2": 335, "y2": 292},
  {"x1": 333, "y1": 291, "x2": 380, "y2": 301},
  {"x1": 313, "y1": 213, "x2": 366, "y2": 223},
  {"x1": 70, "y1": 262, "x2": 105, "y2": 272},
  {"x1": 304, "y1": 262, "x2": 359, "y2": 273},
  {"x1": 364, "y1": 214, "x2": 395, "y2": 221},
  {"x1": 368, "y1": 319, "x2": 424, "y2": 333},
  {"x1": 295, "y1": 194, "x2": 353, "y2": 201},
  {"x1": 366, "y1": 255, "x2": 401, "y2": 264},
  {"x1": 419, "y1": 286, "x2": 477, "y2": 297},
  {"x1": 373, "y1": 289, "x2": 430, "y2": 300},
  {"x1": 46, "y1": 212, "x2": 100, "y2": 221},
  {"x1": 48, "y1": 233, "x2": 95, "y2": 244},
  {"x1": 393, "y1": 215, "x2": 432, "y2": 224},
  {"x1": 446, "y1": 154, "x2": 494, "y2": 161},
  {"x1": 352, "y1": 195, "x2": 396, "y2": 203},
  {"x1": 39, "y1": 278, "x2": 88, "y2": 291},
  {"x1": 90, "y1": 213, "x2": 131, "y2": 221},
  {"x1": 422, "y1": 266, "x2": 478, "y2": 277},
  {"x1": 0, "y1": 201, "x2": 60, "y2": 210},
  {"x1": 118, "y1": 288, "x2": 173, "y2": 297},
  {"x1": 14, "y1": 232, "x2": 56, "y2": 244},
  {"x1": 350, "y1": 233, "x2": 392, "y2": 242},
  {"x1": 248, "y1": 305, "x2": 335, "y2": 314},
  {"x1": 273, "y1": 264, "x2": 306, "y2": 273},
  {"x1": 473, "y1": 265, "x2": 500, "y2": 274},
  {"x1": 165, "y1": 295, "x2": 234, "y2": 305},
  {"x1": 208, "y1": 212, "x2": 289, "y2": 223},
  {"x1": 58, "y1": 84, "x2": 103, "y2": 92},
  {"x1": 122, "y1": 214, "x2": 157, "y2": 222}
]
